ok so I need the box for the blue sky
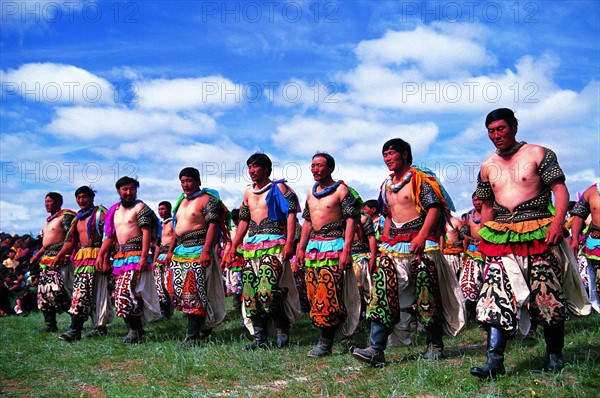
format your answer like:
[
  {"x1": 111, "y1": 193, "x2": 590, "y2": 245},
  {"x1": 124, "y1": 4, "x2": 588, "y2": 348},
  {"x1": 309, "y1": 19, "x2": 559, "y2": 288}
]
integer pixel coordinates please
[{"x1": 1, "y1": 0, "x2": 599, "y2": 235}]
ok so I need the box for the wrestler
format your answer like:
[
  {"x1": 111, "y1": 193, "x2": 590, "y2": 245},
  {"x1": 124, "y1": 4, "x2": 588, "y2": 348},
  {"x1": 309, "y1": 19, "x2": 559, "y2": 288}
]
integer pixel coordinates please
[
  {"x1": 459, "y1": 192, "x2": 485, "y2": 320},
  {"x1": 59, "y1": 186, "x2": 113, "y2": 341},
  {"x1": 29, "y1": 192, "x2": 76, "y2": 332},
  {"x1": 153, "y1": 201, "x2": 174, "y2": 319},
  {"x1": 352, "y1": 138, "x2": 465, "y2": 367},
  {"x1": 222, "y1": 153, "x2": 301, "y2": 349},
  {"x1": 470, "y1": 108, "x2": 590, "y2": 379},
  {"x1": 97, "y1": 177, "x2": 161, "y2": 344},
  {"x1": 296, "y1": 153, "x2": 362, "y2": 357},
  {"x1": 570, "y1": 183, "x2": 600, "y2": 312},
  {"x1": 165, "y1": 167, "x2": 227, "y2": 346}
]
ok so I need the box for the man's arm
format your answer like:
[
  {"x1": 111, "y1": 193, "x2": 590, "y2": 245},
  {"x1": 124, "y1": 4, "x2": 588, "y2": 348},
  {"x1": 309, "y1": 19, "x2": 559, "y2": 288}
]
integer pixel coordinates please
[
  {"x1": 222, "y1": 218, "x2": 249, "y2": 267},
  {"x1": 340, "y1": 216, "x2": 356, "y2": 270},
  {"x1": 283, "y1": 212, "x2": 297, "y2": 260},
  {"x1": 200, "y1": 222, "x2": 219, "y2": 267},
  {"x1": 139, "y1": 226, "x2": 151, "y2": 271},
  {"x1": 295, "y1": 220, "x2": 311, "y2": 269},
  {"x1": 165, "y1": 232, "x2": 177, "y2": 267},
  {"x1": 410, "y1": 206, "x2": 440, "y2": 256},
  {"x1": 547, "y1": 181, "x2": 569, "y2": 246},
  {"x1": 96, "y1": 236, "x2": 114, "y2": 272}
]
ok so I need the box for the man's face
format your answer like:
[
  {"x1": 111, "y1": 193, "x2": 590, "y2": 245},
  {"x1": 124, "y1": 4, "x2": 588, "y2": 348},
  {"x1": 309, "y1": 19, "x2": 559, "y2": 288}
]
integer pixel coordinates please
[
  {"x1": 311, "y1": 156, "x2": 331, "y2": 182},
  {"x1": 248, "y1": 163, "x2": 268, "y2": 183},
  {"x1": 382, "y1": 149, "x2": 406, "y2": 172},
  {"x1": 44, "y1": 196, "x2": 61, "y2": 214},
  {"x1": 472, "y1": 197, "x2": 483, "y2": 212},
  {"x1": 76, "y1": 193, "x2": 93, "y2": 210},
  {"x1": 158, "y1": 205, "x2": 170, "y2": 219},
  {"x1": 362, "y1": 205, "x2": 375, "y2": 216},
  {"x1": 487, "y1": 119, "x2": 517, "y2": 151},
  {"x1": 180, "y1": 176, "x2": 200, "y2": 195},
  {"x1": 118, "y1": 183, "x2": 137, "y2": 203}
]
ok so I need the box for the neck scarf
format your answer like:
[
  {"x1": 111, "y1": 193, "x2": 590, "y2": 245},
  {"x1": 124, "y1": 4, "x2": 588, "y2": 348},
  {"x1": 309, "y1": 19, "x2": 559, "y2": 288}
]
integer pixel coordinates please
[
  {"x1": 468, "y1": 208, "x2": 481, "y2": 224},
  {"x1": 252, "y1": 181, "x2": 272, "y2": 195},
  {"x1": 46, "y1": 209, "x2": 68, "y2": 222},
  {"x1": 312, "y1": 180, "x2": 343, "y2": 199},
  {"x1": 386, "y1": 171, "x2": 413, "y2": 193},
  {"x1": 161, "y1": 217, "x2": 172, "y2": 225},
  {"x1": 185, "y1": 190, "x2": 203, "y2": 201}
]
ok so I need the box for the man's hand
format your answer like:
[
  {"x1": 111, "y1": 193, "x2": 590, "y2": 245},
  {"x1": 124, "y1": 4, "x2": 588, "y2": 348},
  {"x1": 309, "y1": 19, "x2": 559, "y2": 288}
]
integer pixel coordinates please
[
  {"x1": 339, "y1": 247, "x2": 352, "y2": 271},
  {"x1": 199, "y1": 250, "x2": 211, "y2": 268},
  {"x1": 282, "y1": 242, "x2": 295, "y2": 261},
  {"x1": 409, "y1": 233, "x2": 426, "y2": 256},
  {"x1": 295, "y1": 248, "x2": 306, "y2": 269},
  {"x1": 545, "y1": 221, "x2": 564, "y2": 246}
]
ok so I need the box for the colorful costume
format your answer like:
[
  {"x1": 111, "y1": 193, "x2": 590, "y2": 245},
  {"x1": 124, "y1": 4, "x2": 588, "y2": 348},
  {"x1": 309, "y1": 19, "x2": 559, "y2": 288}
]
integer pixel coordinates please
[
  {"x1": 354, "y1": 168, "x2": 465, "y2": 366},
  {"x1": 37, "y1": 209, "x2": 76, "y2": 331},
  {"x1": 154, "y1": 217, "x2": 173, "y2": 317},
  {"x1": 351, "y1": 212, "x2": 375, "y2": 311},
  {"x1": 240, "y1": 180, "x2": 302, "y2": 348},
  {"x1": 571, "y1": 184, "x2": 600, "y2": 312},
  {"x1": 303, "y1": 181, "x2": 362, "y2": 355},
  {"x1": 459, "y1": 210, "x2": 484, "y2": 318},
  {"x1": 475, "y1": 153, "x2": 591, "y2": 336},
  {"x1": 104, "y1": 200, "x2": 161, "y2": 343},
  {"x1": 60, "y1": 206, "x2": 114, "y2": 341},
  {"x1": 168, "y1": 190, "x2": 227, "y2": 342}
]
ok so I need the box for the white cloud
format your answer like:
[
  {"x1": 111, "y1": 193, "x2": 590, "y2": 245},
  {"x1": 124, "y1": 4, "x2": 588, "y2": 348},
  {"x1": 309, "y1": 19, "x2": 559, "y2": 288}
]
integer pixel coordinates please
[{"x1": 1, "y1": 62, "x2": 114, "y2": 105}]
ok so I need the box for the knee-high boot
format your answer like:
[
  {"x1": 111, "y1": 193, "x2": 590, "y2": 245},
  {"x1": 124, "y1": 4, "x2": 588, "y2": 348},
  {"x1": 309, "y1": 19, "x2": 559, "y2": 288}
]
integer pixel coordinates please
[
  {"x1": 352, "y1": 321, "x2": 388, "y2": 366},
  {"x1": 543, "y1": 321, "x2": 565, "y2": 372},
  {"x1": 272, "y1": 310, "x2": 290, "y2": 348},
  {"x1": 422, "y1": 323, "x2": 445, "y2": 360},
  {"x1": 123, "y1": 315, "x2": 144, "y2": 344},
  {"x1": 470, "y1": 327, "x2": 508, "y2": 380},
  {"x1": 38, "y1": 310, "x2": 58, "y2": 333},
  {"x1": 59, "y1": 315, "x2": 85, "y2": 341},
  {"x1": 307, "y1": 326, "x2": 336, "y2": 357},
  {"x1": 183, "y1": 314, "x2": 205, "y2": 346},
  {"x1": 245, "y1": 315, "x2": 268, "y2": 350}
]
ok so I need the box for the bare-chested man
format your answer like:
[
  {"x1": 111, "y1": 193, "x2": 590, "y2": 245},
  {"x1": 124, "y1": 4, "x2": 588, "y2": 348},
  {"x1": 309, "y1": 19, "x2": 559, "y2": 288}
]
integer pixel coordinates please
[
  {"x1": 166, "y1": 167, "x2": 227, "y2": 345},
  {"x1": 570, "y1": 183, "x2": 600, "y2": 312},
  {"x1": 353, "y1": 139, "x2": 464, "y2": 367},
  {"x1": 222, "y1": 153, "x2": 301, "y2": 349},
  {"x1": 296, "y1": 153, "x2": 361, "y2": 357},
  {"x1": 97, "y1": 177, "x2": 160, "y2": 344},
  {"x1": 459, "y1": 192, "x2": 485, "y2": 320},
  {"x1": 470, "y1": 108, "x2": 590, "y2": 379},
  {"x1": 58, "y1": 186, "x2": 113, "y2": 341},
  {"x1": 30, "y1": 192, "x2": 76, "y2": 332},
  {"x1": 153, "y1": 201, "x2": 173, "y2": 319}
]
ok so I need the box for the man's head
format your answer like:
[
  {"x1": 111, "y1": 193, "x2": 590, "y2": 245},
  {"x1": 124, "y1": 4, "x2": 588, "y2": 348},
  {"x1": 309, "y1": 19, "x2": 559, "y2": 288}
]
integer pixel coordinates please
[
  {"x1": 382, "y1": 138, "x2": 412, "y2": 172},
  {"x1": 115, "y1": 177, "x2": 139, "y2": 205},
  {"x1": 363, "y1": 199, "x2": 379, "y2": 216},
  {"x1": 158, "y1": 201, "x2": 172, "y2": 219},
  {"x1": 45, "y1": 192, "x2": 63, "y2": 213},
  {"x1": 231, "y1": 208, "x2": 240, "y2": 226},
  {"x1": 247, "y1": 153, "x2": 272, "y2": 183},
  {"x1": 485, "y1": 108, "x2": 519, "y2": 151},
  {"x1": 311, "y1": 153, "x2": 335, "y2": 183},
  {"x1": 75, "y1": 186, "x2": 95, "y2": 210},
  {"x1": 471, "y1": 191, "x2": 483, "y2": 212},
  {"x1": 179, "y1": 167, "x2": 201, "y2": 195}
]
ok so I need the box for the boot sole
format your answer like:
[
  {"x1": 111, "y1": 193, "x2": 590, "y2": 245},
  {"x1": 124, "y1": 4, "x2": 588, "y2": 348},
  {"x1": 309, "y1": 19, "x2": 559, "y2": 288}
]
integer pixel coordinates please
[{"x1": 352, "y1": 351, "x2": 385, "y2": 367}]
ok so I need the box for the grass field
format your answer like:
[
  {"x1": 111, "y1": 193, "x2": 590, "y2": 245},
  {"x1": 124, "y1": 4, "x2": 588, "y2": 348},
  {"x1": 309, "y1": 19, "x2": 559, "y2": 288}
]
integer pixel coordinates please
[{"x1": 1, "y1": 301, "x2": 599, "y2": 397}]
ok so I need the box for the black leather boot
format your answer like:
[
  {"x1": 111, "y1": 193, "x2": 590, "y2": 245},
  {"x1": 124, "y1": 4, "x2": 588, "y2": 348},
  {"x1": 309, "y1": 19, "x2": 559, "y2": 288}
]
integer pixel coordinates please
[
  {"x1": 422, "y1": 323, "x2": 445, "y2": 360},
  {"x1": 272, "y1": 310, "x2": 290, "y2": 348},
  {"x1": 38, "y1": 310, "x2": 58, "y2": 333},
  {"x1": 59, "y1": 315, "x2": 85, "y2": 342},
  {"x1": 543, "y1": 321, "x2": 565, "y2": 373},
  {"x1": 183, "y1": 314, "x2": 205, "y2": 346},
  {"x1": 123, "y1": 315, "x2": 144, "y2": 344},
  {"x1": 470, "y1": 327, "x2": 508, "y2": 380},
  {"x1": 352, "y1": 321, "x2": 388, "y2": 366},
  {"x1": 307, "y1": 326, "x2": 336, "y2": 357},
  {"x1": 245, "y1": 316, "x2": 268, "y2": 350}
]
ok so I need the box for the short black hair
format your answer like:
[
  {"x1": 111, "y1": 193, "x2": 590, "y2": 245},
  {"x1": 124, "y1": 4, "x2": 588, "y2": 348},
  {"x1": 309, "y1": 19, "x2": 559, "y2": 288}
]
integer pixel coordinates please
[
  {"x1": 75, "y1": 186, "x2": 95, "y2": 198},
  {"x1": 179, "y1": 167, "x2": 200, "y2": 182},
  {"x1": 231, "y1": 208, "x2": 240, "y2": 221},
  {"x1": 382, "y1": 138, "x2": 412, "y2": 165},
  {"x1": 313, "y1": 152, "x2": 335, "y2": 170},
  {"x1": 46, "y1": 192, "x2": 63, "y2": 206},
  {"x1": 485, "y1": 108, "x2": 518, "y2": 129},
  {"x1": 158, "y1": 201, "x2": 172, "y2": 212},
  {"x1": 115, "y1": 176, "x2": 139, "y2": 189},
  {"x1": 247, "y1": 153, "x2": 272, "y2": 176},
  {"x1": 363, "y1": 199, "x2": 379, "y2": 209}
]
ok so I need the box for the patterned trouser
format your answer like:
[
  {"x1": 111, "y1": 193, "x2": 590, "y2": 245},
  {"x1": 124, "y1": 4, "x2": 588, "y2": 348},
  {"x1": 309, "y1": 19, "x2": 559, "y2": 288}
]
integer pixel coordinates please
[
  {"x1": 242, "y1": 254, "x2": 286, "y2": 318},
  {"x1": 69, "y1": 272, "x2": 95, "y2": 317},
  {"x1": 38, "y1": 266, "x2": 70, "y2": 313},
  {"x1": 114, "y1": 270, "x2": 143, "y2": 318},
  {"x1": 367, "y1": 254, "x2": 443, "y2": 330},
  {"x1": 305, "y1": 265, "x2": 346, "y2": 328},
  {"x1": 169, "y1": 260, "x2": 209, "y2": 316},
  {"x1": 476, "y1": 251, "x2": 567, "y2": 334},
  {"x1": 153, "y1": 265, "x2": 171, "y2": 308}
]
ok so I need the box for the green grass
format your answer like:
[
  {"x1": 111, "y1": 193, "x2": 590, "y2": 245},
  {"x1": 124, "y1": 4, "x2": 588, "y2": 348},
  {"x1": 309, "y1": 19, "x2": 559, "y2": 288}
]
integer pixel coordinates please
[{"x1": 1, "y1": 301, "x2": 599, "y2": 397}]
